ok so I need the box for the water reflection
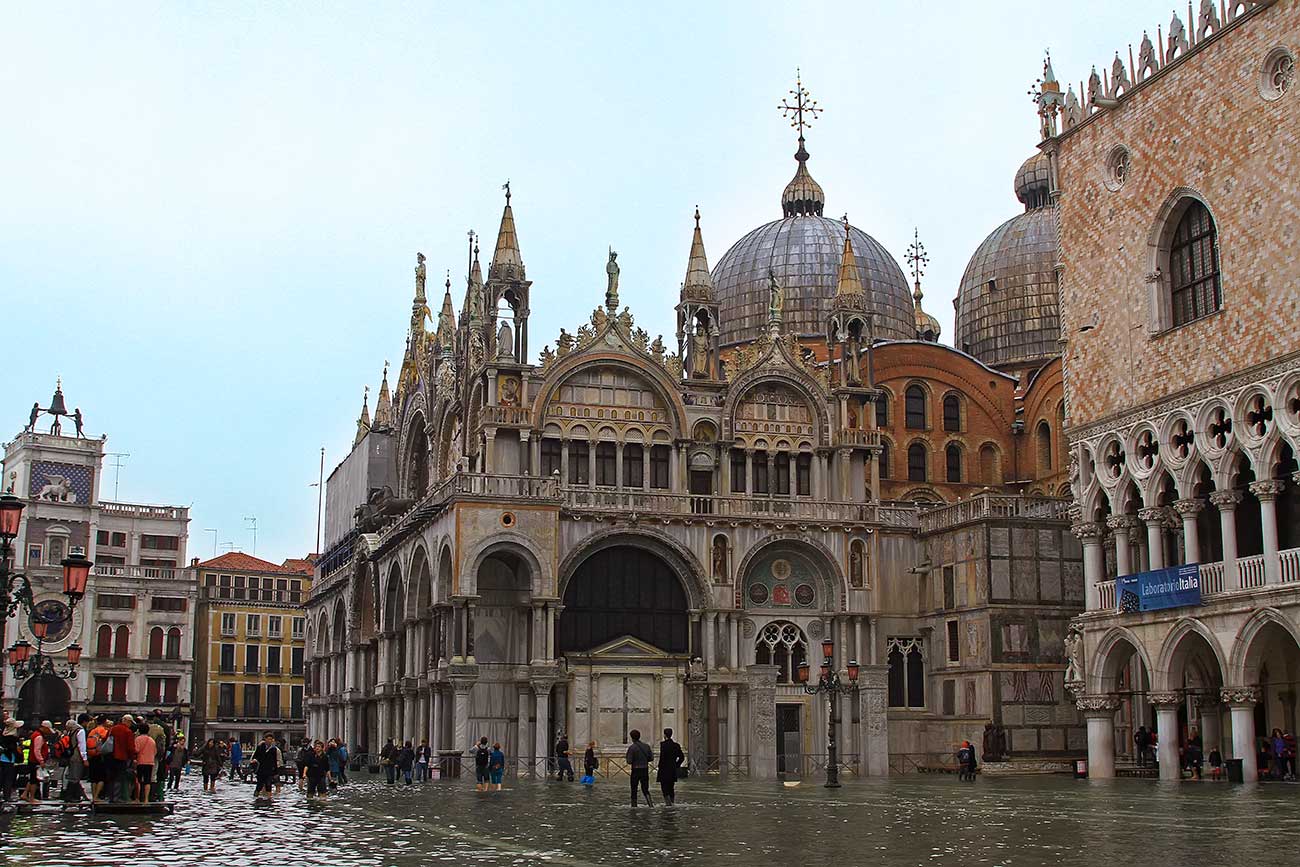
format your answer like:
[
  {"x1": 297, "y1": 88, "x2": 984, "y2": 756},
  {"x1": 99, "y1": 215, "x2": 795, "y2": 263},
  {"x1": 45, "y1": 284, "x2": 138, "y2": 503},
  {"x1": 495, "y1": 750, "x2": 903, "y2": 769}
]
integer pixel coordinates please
[{"x1": 1, "y1": 773, "x2": 1296, "y2": 866}]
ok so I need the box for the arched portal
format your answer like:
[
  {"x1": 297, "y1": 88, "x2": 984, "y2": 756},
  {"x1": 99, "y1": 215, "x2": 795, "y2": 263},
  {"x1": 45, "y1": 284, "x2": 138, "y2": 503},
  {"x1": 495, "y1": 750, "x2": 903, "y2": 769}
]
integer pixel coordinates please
[
  {"x1": 17, "y1": 675, "x2": 71, "y2": 725},
  {"x1": 1093, "y1": 630, "x2": 1153, "y2": 761},
  {"x1": 1236, "y1": 616, "x2": 1300, "y2": 747},
  {"x1": 558, "y1": 544, "x2": 692, "y2": 757},
  {"x1": 1159, "y1": 623, "x2": 1228, "y2": 755}
]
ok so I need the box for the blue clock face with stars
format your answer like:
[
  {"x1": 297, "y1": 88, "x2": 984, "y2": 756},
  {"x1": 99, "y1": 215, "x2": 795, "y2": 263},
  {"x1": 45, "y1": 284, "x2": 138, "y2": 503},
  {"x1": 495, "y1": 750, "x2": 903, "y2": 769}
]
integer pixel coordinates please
[{"x1": 30, "y1": 599, "x2": 72, "y2": 643}]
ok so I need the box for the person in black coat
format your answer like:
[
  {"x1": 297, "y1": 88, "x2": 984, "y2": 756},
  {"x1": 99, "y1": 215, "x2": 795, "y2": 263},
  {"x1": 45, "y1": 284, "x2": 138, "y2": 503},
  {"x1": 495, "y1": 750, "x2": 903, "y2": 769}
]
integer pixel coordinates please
[{"x1": 656, "y1": 728, "x2": 684, "y2": 805}]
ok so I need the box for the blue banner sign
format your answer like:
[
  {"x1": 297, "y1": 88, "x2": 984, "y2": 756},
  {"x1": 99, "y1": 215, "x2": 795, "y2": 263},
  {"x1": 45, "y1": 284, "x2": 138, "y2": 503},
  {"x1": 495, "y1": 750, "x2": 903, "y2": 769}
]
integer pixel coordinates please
[{"x1": 1116, "y1": 563, "x2": 1201, "y2": 613}]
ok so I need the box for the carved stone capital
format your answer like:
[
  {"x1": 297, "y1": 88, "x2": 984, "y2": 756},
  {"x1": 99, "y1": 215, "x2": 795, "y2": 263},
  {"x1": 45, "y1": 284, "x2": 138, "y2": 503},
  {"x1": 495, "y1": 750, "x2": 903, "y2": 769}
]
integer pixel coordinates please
[
  {"x1": 1072, "y1": 521, "x2": 1103, "y2": 541},
  {"x1": 1146, "y1": 691, "x2": 1181, "y2": 706},
  {"x1": 1209, "y1": 490, "x2": 1243, "y2": 509},
  {"x1": 1249, "y1": 480, "x2": 1286, "y2": 501},
  {"x1": 1106, "y1": 515, "x2": 1139, "y2": 531},
  {"x1": 1173, "y1": 498, "x2": 1205, "y2": 517},
  {"x1": 1220, "y1": 686, "x2": 1259, "y2": 706},
  {"x1": 1137, "y1": 507, "x2": 1166, "y2": 525},
  {"x1": 1076, "y1": 695, "x2": 1120, "y2": 715}
]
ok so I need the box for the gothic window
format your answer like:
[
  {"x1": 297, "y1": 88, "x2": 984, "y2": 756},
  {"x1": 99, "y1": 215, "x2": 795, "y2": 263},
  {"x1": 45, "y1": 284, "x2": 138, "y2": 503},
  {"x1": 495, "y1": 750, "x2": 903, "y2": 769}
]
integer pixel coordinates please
[
  {"x1": 879, "y1": 442, "x2": 891, "y2": 480},
  {"x1": 1036, "y1": 421, "x2": 1053, "y2": 473},
  {"x1": 148, "y1": 626, "x2": 164, "y2": 660},
  {"x1": 942, "y1": 394, "x2": 961, "y2": 432},
  {"x1": 754, "y1": 621, "x2": 807, "y2": 684},
  {"x1": 540, "y1": 438, "x2": 562, "y2": 477},
  {"x1": 595, "y1": 442, "x2": 617, "y2": 487},
  {"x1": 774, "y1": 453, "x2": 791, "y2": 496},
  {"x1": 730, "y1": 449, "x2": 746, "y2": 493},
  {"x1": 875, "y1": 393, "x2": 889, "y2": 429},
  {"x1": 905, "y1": 385, "x2": 927, "y2": 429},
  {"x1": 569, "y1": 441, "x2": 589, "y2": 485},
  {"x1": 95, "y1": 624, "x2": 112, "y2": 658},
  {"x1": 907, "y1": 443, "x2": 928, "y2": 482},
  {"x1": 796, "y1": 453, "x2": 812, "y2": 496},
  {"x1": 1169, "y1": 200, "x2": 1222, "y2": 327},
  {"x1": 887, "y1": 636, "x2": 925, "y2": 708},
  {"x1": 624, "y1": 444, "x2": 644, "y2": 488},
  {"x1": 649, "y1": 445, "x2": 670, "y2": 489},
  {"x1": 945, "y1": 443, "x2": 963, "y2": 483}
]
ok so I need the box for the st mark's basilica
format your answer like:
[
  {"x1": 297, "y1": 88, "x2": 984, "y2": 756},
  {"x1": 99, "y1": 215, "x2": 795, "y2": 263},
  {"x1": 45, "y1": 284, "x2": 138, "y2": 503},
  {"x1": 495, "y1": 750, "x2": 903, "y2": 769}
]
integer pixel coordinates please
[{"x1": 306, "y1": 0, "x2": 1300, "y2": 780}]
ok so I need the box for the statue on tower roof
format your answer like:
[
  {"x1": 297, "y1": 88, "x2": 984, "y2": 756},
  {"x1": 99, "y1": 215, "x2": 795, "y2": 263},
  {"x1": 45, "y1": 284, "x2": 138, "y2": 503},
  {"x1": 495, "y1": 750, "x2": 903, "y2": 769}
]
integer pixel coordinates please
[{"x1": 605, "y1": 248, "x2": 620, "y2": 312}]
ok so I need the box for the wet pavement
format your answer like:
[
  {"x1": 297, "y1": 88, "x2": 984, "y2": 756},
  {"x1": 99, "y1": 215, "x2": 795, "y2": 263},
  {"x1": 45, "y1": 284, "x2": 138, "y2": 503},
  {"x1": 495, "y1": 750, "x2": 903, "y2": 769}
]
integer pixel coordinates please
[{"x1": 1, "y1": 771, "x2": 1297, "y2": 866}]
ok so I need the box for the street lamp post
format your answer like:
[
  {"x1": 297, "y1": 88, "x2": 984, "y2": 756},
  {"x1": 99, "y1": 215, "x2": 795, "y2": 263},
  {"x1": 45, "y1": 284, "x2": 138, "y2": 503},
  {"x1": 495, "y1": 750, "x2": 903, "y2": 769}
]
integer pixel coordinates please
[
  {"x1": 796, "y1": 636, "x2": 859, "y2": 788},
  {"x1": 1, "y1": 491, "x2": 92, "y2": 687}
]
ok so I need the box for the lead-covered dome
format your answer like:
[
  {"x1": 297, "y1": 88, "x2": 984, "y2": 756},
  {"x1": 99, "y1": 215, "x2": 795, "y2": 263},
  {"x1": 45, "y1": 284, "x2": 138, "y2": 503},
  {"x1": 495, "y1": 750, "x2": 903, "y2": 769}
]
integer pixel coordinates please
[
  {"x1": 953, "y1": 154, "x2": 1060, "y2": 371},
  {"x1": 712, "y1": 140, "x2": 915, "y2": 347}
]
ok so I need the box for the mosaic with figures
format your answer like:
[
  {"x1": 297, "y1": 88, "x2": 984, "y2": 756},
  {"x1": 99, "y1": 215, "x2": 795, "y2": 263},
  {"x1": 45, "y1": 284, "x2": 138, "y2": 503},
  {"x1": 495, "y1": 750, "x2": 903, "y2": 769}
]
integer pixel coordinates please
[{"x1": 742, "y1": 549, "x2": 819, "y2": 609}]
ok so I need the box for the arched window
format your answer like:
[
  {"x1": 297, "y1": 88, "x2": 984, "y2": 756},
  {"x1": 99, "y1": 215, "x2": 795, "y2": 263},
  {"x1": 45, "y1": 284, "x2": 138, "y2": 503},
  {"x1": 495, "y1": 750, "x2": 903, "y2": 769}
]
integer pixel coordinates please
[
  {"x1": 754, "y1": 621, "x2": 807, "y2": 684},
  {"x1": 942, "y1": 395, "x2": 961, "y2": 432},
  {"x1": 905, "y1": 386, "x2": 927, "y2": 429},
  {"x1": 887, "y1": 636, "x2": 925, "y2": 708},
  {"x1": 907, "y1": 443, "x2": 928, "y2": 482},
  {"x1": 148, "y1": 626, "x2": 164, "y2": 660},
  {"x1": 945, "y1": 444, "x2": 963, "y2": 483},
  {"x1": 1169, "y1": 200, "x2": 1221, "y2": 327},
  {"x1": 166, "y1": 627, "x2": 182, "y2": 660},
  {"x1": 114, "y1": 625, "x2": 130, "y2": 659},
  {"x1": 879, "y1": 442, "x2": 891, "y2": 480},
  {"x1": 96, "y1": 624, "x2": 113, "y2": 658},
  {"x1": 875, "y1": 393, "x2": 889, "y2": 429},
  {"x1": 1036, "y1": 421, "x2": 1052, "y2": 473},
  {"x1": 980, "y1": 444, "x2": 1000, "y2": 486}
]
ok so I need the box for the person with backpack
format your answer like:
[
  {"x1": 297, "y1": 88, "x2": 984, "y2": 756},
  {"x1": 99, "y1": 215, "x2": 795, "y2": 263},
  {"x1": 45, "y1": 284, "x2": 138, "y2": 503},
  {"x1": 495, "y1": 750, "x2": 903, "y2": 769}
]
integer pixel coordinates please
[
  {"x1": 326, "y1": 739, "x2": 342, "y2": 788},
  {"x1": 134, "y1": 721, "x2": 158, "y2": 803},
  {"x1": 398, "y1": 741, "x2": 416, "y2": 785},
  {"x1": 336, "y1": 740, "x2": 349, "y2": 784},
  {"x1": 86, "y1": 715, "x2": 111, "y2": 803},
  {"x1": 380, "y1": 738, "x2": 398, "y2": 785},
  {"x1": 488, "y1": 742, "x2": 505, "y2": 791},
  {"x1": 957, "y1": 740, "x2": 978, "y2": 781},
  {"x1": 0, "y1": 717, "x2": 21, "y2": 802},
  {"x1": 249, "y1": 732, "x2": 282, "y2": 800},
  {"x1": 473, "y1": 736, "x2": 491, "y2": 792},
  {"x1": 61, "y1": 717, "x2": 88, "y2": 802},
  {"x1": 625, "y1": 729, "x2": 653, "y2": 807},
  {"x1": 228, "y1": 739, "x2": 243, "y2": 781},
  {"x1": 108, "y1": 714, "x2": 139, "y2": 802}
]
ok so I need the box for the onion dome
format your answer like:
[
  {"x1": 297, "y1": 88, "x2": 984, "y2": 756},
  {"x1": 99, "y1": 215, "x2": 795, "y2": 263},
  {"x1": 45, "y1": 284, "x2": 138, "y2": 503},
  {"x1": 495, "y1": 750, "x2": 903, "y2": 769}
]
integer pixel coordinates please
[
  {"x1": 712, "y1": 141, "x2": 913, "y2": 347},
  {"x1": 953, "y1": 154, "x2": 1059, "y2": 370},
  {"x1": 913, "y1": 284, "x2": 941, "y2": 342}
]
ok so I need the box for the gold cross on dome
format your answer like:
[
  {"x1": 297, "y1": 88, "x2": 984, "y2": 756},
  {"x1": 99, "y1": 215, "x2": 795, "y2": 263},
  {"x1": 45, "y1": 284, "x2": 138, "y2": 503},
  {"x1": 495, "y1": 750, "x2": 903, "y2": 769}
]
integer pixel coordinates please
[
  {"x1": 779, "y1": 69, "x2": 823, "y2": 139},
  {"x1": 906, "y1": 228, "x2": 929, "y2": 284}
]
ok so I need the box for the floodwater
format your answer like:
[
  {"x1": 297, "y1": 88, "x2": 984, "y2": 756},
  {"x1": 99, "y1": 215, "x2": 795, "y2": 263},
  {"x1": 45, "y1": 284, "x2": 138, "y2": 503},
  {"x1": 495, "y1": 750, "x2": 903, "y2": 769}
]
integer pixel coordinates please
[{"x1": 2, "y1": 771, "x2": 1298, "y2": 867}]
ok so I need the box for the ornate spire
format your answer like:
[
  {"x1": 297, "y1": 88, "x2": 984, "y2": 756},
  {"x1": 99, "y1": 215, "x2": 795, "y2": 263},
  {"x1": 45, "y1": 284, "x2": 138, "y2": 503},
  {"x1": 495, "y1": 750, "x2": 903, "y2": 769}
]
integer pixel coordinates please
[
  {"x1": 907, "y1": 228, "x2": 940, "y2": 342},
  {"x1": 373, "y1": 362, "x2": 393, "y2": 428},
  {"x1": 461, "y1": 233, "x2": 484, "y2": 325},
  {"x1": 778, "y1": 70, "x2": 826, "y2": 217},
  {"x1": 436, "y1": 271, "x2": 456, "y2": 350},
  {"x1": 681, "y1": 207, "x2": 714, "y2": 301},
  {"x1": 489, "y1": 181, "x2": 525, "y2": 282},
  {"x1": 354, "y1": 385, "x2": 371, "y2": 447},
  {"x1": 834, "y1": 215, "x2": 864, "y2": 299}
]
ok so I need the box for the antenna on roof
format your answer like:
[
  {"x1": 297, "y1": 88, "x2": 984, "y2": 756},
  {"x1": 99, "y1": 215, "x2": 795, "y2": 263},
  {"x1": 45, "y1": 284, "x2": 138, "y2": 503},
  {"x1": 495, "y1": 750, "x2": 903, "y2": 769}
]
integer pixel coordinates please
[
  {"x1": 204, "y1": 528, "x2": 218, "y2": 557},
  {"x1": 244, "y1": 515, "x2": 258, "y2": 556},
  {"x1": 105, "y1": 452, "x2": 130, "y2": 500}
]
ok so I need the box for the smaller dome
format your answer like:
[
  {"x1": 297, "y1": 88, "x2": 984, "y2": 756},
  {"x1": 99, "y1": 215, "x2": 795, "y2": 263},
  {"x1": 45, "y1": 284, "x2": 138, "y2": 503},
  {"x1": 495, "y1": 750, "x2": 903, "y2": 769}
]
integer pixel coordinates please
[
  {"x1": 1014, "y1": 153, "x2": 1051, "y2": 208},
  {"x1": 781, "y1": 138, "x2": 825, "y2": 217}
]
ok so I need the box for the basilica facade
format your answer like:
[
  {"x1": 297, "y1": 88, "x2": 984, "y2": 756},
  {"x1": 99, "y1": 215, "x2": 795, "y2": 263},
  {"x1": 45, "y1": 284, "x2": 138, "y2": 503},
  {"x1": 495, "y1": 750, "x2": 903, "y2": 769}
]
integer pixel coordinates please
[{"x1": 304, "y1": 88, "x2": 1084, "y2": 777}]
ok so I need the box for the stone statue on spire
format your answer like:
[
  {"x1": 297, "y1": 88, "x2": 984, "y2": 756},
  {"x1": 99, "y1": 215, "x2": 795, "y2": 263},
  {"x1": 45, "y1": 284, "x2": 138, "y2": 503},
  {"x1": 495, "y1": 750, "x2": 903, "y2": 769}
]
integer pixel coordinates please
[
  {"x1": 605, "y1": 248, "x2": 620, "y2": 312},
  {"x1": 415, "y1": 252, "x2": 427, "y2": 300}
]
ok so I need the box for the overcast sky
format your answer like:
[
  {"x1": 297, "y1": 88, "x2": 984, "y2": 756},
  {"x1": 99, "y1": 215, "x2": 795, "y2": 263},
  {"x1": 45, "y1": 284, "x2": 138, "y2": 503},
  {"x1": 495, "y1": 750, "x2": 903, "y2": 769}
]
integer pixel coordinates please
[{"x1": 1, "y1": 1, "x2": 1159, "y2": 561}]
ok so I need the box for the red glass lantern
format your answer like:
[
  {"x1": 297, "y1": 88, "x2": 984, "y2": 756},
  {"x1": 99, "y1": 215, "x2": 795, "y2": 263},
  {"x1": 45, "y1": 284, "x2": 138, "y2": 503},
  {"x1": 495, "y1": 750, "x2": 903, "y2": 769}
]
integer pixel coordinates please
[
  {"x1": 31, "y1": 618, "x2": 48, "y2": 641},
  {"x1": 821, "y1": 637, "x2": 834, "y2": 661},
  {"x1": 11, "y1": 639, "x2": 31, "y2": 663},
  {"x1": 0, "y1": 493, "x2": 23, "y2": 539},
  {"x1": 61, "y1": 552, "x2": 93, "y2": 599},
  {"x1": 796, "y1": 661, "x2": 810, "y2": 684},
  {"x1": 66, "y1": 643, "x2": 82, "y2": 666},
  {"x1": 846, "y1": 659, "x2": 860, "y2": 683}
]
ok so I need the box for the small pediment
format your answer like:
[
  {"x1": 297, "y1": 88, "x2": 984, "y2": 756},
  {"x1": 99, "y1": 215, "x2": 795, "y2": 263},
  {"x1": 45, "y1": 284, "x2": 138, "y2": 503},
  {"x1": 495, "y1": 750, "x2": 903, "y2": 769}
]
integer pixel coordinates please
[{"x1": 589, "y1": 635, "x2": 668, "y2": 658}]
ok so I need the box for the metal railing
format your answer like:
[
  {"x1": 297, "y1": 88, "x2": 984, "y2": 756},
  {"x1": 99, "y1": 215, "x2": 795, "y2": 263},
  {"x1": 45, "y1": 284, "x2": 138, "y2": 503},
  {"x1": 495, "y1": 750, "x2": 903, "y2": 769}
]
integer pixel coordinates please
[
  {"x1": 918, "y1": 493, "x2": 1072, "y2": 533},
  {"x1": 779, "y1": 752, "x2": 860, "y2": 778}
]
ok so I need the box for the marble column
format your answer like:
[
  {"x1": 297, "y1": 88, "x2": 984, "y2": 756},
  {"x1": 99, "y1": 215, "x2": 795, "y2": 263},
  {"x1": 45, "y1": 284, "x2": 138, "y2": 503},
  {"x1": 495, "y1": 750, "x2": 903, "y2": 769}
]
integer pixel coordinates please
[
  {"x1": 1107, "y1": 515, "x2": 1136, "y2": 576},
  {"x1": 534, "y1": 684, "x2": 551, "y2": 778},
  {"x1": 451, "y1": 684, "x2": 472, "y2": 755},
  {"x1": 1210, "y1": 490, "x2": 1243, "y2": 589},
  {"x1": 704, "y1": 612, "x2": 716, "y2": 669},
  {"x1": 1197, "y1": 697, "x2": 1222, "y2": 755},
  {"x1": 1174, "y1": 499, "x2": 1204, "y2": 565},
  {"x1": 729, "y1": 613, "x2": 740, "y2": 670},
  {"x1": 1150, "y1": 692, "x2": 1181, "y2": 780},
  {"x1": 1073, "y1": 522, "x2": 1105, "y2": 610},
  {"x1": 1139, "y1": 508, "x2": 1167, "y2": 571},
  {"x1": 1078, "y1": 696, "x2": 1120, "y2": 779},
  {"x1": 726, "y1": 686, "x2": 739, "y2": 769},
  {"x1": 517, "y1": 686, "x2": 532, "y2": 773},
  {"x1": 432, "y1": 688, "x2": 443, "y2": 752},
  {"x1": 1223, "y1": 687, "x2": 1259, "y2": 782},
  {"x1": 707, "y1": 686, "x2": 720, "y2": 768},
  {"x1": 1251, "y1": 480, "x2": 1285, "y2": 584},
  {"x1": 746, "y1": 665, "x2": 778, "y2": 780}
]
